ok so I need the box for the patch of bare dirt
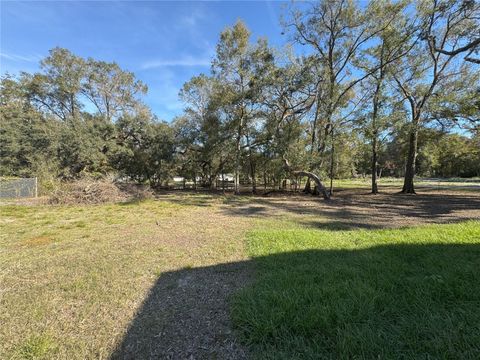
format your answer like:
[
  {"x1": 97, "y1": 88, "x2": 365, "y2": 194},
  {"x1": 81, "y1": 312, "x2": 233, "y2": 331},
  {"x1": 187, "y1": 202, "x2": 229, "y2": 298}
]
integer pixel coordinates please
[
  {"x1": 220, "y1": 188, "x2": 480, "y2": 229},
  {"x1": 21, "y1": 235, "x2": 53, "y2": 247}
]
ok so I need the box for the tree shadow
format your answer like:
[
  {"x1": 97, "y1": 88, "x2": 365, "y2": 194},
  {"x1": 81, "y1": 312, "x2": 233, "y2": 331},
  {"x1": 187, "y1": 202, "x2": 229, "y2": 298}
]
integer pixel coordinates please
[
  {"x1": 155, "y1": 193, "x2": 216, "y2": 207},
  {"x1": 300, "y1": 220, "x2": 386, "y2": 230},
  {"x1": 111, "y1": 239, "x2": 480, "y2": 359},
  {"x1": 219, "y1": 190, "x2": 480, "y2": 229}
]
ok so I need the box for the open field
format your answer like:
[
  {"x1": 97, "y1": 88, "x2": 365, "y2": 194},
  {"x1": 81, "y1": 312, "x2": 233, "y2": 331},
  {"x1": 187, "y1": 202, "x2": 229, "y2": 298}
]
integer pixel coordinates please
[
  {"x1": 334, "y1": 177, "x2": 480, "y2": 191},
  {"x1": 3, "y1": 0, "x2": 480, "y2": 358},
  {"x1": 1, "y1": 185, "x2": 480, "y2": 359}
]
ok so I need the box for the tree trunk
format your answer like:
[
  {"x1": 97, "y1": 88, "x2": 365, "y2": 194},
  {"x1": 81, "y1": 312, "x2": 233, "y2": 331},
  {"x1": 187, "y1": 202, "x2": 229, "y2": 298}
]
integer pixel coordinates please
[
  {"x1": 293, "y1": 171, "x2": 330, "y2": 200},
  {"x1": 246, "y1": 134, "x2": 256, "y2": 194},
  {"x1": 402, "y1": 123, "x2": 418, "y2": 194},
  {"x1": 250, "y1": 162, "x2": 256, "y2": 194},
  {"x1": 303, "y1": 179, "x2": 312, "y2": 194},
  {"x1": 283, "y1": 158, "x2": 330, "y2": 200},
  {"x1": 234, "y1": 124, "x2": 241, "y2": 195},
  {"x1": 371, "y1": 134, "x2": 379, "y2": 194},
  {"x1": 371, "y1": 91, "x2": 380, "y2": 194},
  {"x1": 263, "y1": 169, "x2": 267, "y2": 192},
  {"x1": 370, "y1": 42, "x2": 385, "y2": 195},
  {"x1": 329, "y1": 128, "x2": 335, "y2": 196}
]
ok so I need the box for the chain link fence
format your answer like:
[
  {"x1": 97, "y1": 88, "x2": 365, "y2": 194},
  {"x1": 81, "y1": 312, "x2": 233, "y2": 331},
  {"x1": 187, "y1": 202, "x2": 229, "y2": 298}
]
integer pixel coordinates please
[{"x1": 0, "y1": 178, "x2": 38, "y2": 199}]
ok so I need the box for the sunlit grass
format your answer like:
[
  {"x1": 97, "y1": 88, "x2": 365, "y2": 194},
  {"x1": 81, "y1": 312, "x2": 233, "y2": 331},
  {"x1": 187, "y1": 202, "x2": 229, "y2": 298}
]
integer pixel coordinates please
[
  {"x1": 0, "y1": 197, "x2": 246, "y2": 359},
  {"x1": 334, "y1": 177, "x2": 480, "y2": 190},
  {"x1": 232, "y1": 221, "x2": 480, "y2": 359},
  {"x1": 1, "y1": 191, "x2": 478, "y2": 359}
]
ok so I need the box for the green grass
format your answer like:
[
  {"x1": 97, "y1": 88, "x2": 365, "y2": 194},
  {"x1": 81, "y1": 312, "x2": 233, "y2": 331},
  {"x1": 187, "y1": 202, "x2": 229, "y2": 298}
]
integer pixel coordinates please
[
  {"x1": 1, "y1": 191, "x2": 479, "y2": 358},
  {"x1": 17, "y1": 334, "x2": 57, "y2": 360},
  {"x1": 232, "y1": 221, "x2": 480, "y2": 359},
  {"x1": 334, "y1": 177, "x2": 480, "y2": 190}
]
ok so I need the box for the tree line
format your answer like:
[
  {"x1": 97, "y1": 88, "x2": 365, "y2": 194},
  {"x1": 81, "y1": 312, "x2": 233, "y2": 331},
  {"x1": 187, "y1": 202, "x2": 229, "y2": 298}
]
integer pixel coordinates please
[{"x1": 1, "y1": 0, "x2": 479, "y2": 196}]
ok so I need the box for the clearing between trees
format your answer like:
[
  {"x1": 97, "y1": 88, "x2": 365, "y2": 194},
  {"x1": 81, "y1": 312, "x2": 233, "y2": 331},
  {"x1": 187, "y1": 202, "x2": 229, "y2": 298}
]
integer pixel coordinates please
[{"x1": 1, "y1": 185, "x2": 480, "y2": 359}]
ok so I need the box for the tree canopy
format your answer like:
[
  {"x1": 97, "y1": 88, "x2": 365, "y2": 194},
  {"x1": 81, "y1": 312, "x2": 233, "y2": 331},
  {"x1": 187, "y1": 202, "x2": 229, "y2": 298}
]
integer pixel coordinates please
[{"x1": 1, "y1": 0, "x2": 479, "y2": 195}]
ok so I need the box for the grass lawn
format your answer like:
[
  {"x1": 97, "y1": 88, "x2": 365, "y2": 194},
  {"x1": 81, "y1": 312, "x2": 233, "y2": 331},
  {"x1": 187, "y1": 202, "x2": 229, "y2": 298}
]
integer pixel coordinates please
[
  {"x1": 1, "y1": 188, "x2": 480, "y2": 359},
  {"x1": 334, "y1": 177, "x2": 480, "y2": 191},
  {"x1": 232, "y1": 221, "x2": 480, "y2": 359},
  {"x1": 0, "y1": 197, "x2": 249, "y2": 359}
]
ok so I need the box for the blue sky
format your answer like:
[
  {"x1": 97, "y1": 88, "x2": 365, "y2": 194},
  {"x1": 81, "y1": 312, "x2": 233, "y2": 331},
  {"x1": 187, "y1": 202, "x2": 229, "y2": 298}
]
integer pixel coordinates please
[{"x1": 0, "y1": 1, "x2": 290, "y2": 121}]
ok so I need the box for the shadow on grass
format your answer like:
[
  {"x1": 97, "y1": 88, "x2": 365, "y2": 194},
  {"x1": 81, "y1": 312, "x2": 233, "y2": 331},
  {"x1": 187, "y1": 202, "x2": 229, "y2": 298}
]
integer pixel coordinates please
[
  {"x1": 111, "y1": 241, "x2": 480, "y2": 359},
  {"x1": 155, "y1": 193, "x2": 216, "y2": 207},
  {"x1": 118, "y1": 198, "x2": 150, "y2": 206},
  {"x1": 217, "y1": 191, "x2": 480, "y2": 229},
  {"x1": 110, "y1": 261, "x2": 251, "y2": 360},
  {"x1": 153, "y1": 187, "x2": 480, "y2": 230},
  {"x1": 301, "y1": 220, "x2": 387, "y2": 231}
]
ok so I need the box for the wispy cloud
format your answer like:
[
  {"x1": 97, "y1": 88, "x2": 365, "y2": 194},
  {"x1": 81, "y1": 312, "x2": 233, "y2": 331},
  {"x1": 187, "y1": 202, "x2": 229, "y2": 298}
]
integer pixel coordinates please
[
  {"x1": 141, "y1": 56, "x2": 211, "y2": 69},
  {"x1": 178, "y1": 8, "x2": 207, "y2": 28},
  {"x1": 0, "y1": 52, "x2": 42, "y2": 63}
]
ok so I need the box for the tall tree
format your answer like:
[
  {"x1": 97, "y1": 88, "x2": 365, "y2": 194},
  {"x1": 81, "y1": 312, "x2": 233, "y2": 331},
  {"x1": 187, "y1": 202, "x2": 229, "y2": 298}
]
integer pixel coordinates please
[
  {"x1": 178, "y1": 74, "x2": 227, "y2": 187},
  {"x1": 113, "y1": 111, "x2": 175, "y2": 186},
  {"x1": 358, "y1": 0, "x2": 414, "y2": 193},
  {"x1": 286, "y1": 0, "x2": 406, "y2": 194},
  {"x1": 24, "y1": 47, "x2": 85, "y2": 121},
  {"x1": 212, "y1": 20, "x2": 274, "y2": 194},
  {"x1": 393, "y1": 0, "x2": 480, "y2": 193},
  {"x1": 82, "y1": 59, "x2": 147, "y2": 122},
  {"x1": 0, "y1": 75, "x2": 60, "y2": 177}
]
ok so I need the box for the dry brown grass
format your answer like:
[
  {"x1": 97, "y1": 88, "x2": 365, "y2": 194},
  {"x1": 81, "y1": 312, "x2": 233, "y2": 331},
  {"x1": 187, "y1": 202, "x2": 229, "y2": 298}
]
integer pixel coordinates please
[
  {"x1": 1, "y1": 188, "x2": 479, "y2": 359},
  {"x1": 216, "y1": 187, "x2": 480, "y2": 229},
  {"x1": 21, "y1": 236, "x2": 54, "y2": 247},
  {"x1": 0, "y1": 196, "x2": 250, "y2": 359}
]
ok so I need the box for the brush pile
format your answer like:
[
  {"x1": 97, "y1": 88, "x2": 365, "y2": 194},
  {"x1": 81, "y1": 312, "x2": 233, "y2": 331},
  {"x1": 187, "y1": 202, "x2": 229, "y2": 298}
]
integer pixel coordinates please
[{"x1": 49, "y1": 178, "x2": 153, "y2": 204}]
